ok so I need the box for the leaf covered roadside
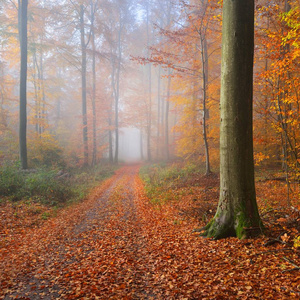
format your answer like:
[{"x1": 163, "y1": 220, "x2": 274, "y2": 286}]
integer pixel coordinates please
[{"x1": 1, "y1": 165, "x2": 300, "y2": 299}]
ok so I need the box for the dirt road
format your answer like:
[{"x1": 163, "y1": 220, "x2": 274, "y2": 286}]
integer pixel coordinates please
[
  {"x1": 2, "y1": 166, "x2": 155, "y2": 299},
  {"x1": 1, "y1": 165, "x2": 299, "y2": 299}
]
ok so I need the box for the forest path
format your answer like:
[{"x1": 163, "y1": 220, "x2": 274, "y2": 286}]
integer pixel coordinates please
[
  {"x1": 2, "y1": 165, "x2": 299, "y2": 299},
  {"x1": 2, "y1": 165, "x2": 156, "y2": 299}
]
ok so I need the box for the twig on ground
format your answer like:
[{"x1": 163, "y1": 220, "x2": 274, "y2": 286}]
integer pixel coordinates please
[
  {"x1": 263, "y1": 238, "x2": 286, "y2": 246},
  {"x1": 261, "y1": 209, "x2": 275, "y2": 217},
  {"x1": 263, "y1": 232, "x2": 287, "y2": 246},
  {"x1": 282, "y1": 257, "x2": 300, "y2": 272},
  {"x1": 254, "y1": 248, "x2": 296, "y2": 256}
]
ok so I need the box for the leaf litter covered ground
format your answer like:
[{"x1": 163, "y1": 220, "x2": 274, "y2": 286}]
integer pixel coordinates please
[{"x1": 1, "y1": 165, "x2": 300, "y2": 299}]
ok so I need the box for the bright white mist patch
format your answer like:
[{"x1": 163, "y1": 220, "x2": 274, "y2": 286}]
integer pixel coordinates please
[{"x1": 118, "y1": 127, "x2": 142, "y2": 163}]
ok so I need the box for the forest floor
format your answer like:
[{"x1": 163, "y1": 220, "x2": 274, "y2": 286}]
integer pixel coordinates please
[{"x1": 1, "y1": 165, "x2": 300, "y2": 299}]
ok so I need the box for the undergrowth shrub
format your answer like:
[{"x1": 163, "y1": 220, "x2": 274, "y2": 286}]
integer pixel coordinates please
[
  {"x1": 28, "y1": 132, "x2": 65, "y2": 168},
  {"x1": 140, "y1": 162, "x2": 200, "y2": 204},
  {"x1": 0, "y1": 164, "x2": 24, "y2": 197},
  {"x1": 0, "y1": 163, "x2": 116, "y2": 206},
  {"x1": 24, "y1": 170, "x2": 73, "y2": 205}
]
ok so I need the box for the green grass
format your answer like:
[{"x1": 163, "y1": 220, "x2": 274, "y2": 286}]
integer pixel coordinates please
[
  {"x1": 0, "y1": 163, "x2": 116, "y2": 206},
  {"x1": 140, "y1": 162, "x2": 200, "y2": 204}
]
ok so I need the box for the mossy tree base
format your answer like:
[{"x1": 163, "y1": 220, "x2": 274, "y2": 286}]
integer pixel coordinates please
[{"x1": 200, "y1": 213, "x2": 263, "y2": 240}]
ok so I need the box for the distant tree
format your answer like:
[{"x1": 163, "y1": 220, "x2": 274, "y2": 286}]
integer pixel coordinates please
[
  {"x1": 79, "y1": 4, "x2": 89, "y2": 167},
  {"x1": 19, "y1": 0, "x2": 28, "y2": 169},
  {"x1": 146, "y1": 0, "x2": 152, "y2": 162},
  {"x1": 202, "y1": 0, "x2": 262, "y2": 239},
  {"x1": 90, "y1": 0, "x2": 99, "y2": 166}
]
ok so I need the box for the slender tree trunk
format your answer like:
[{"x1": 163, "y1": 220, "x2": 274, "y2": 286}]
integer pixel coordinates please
[
  {"x1": 80, "y1": 4, "x2": 89, "y2": 167},
  {"x1": 284, "y1": 0, "x2": 291, "y2": 12},
  {"x1": 111, "y1": 56, "x2": 120, "y2": 165},
  {"x1": 108, "y1": 91, "x2": 114, "y2": 164},
  {"x1": 200, "y1": 35, "x2": 211, "y2": 175},
  {"x1": 112, "y1": 23, "x2": 122, "y2": 164},
  {"x1": 146, "y1": 2, "x2": 152, "y2": 162},
  {"x1": 172, "y1": 108, "x2": 177, "y2": 151},
  {"x1": 156, "y1": 66, "x2": 161, "y2": 159},
  {"x1": 40, "y1": 46, "x2": 46, "y2": 134},
  {"x1": 32, "y1": 52, "x2": 39, "y2": 134},
  {"x1": 283, "y1": 0, "x2": 291, "y2": 202},
  {"x1": 190, "y1": 43, "x2": 198, "y2": 160},
  {"x1": 108, "y1": 115, "x2": 113, "y2": 164},
  {"x1": 91, "y1": 0, "x2": 97, "y2": 166},
  {"x1": 160, "y1": 82, "x2": 166, "y2": 158},
  {"x1": 165, "y1": 69, "x2": 171, "y2": 161},
  {"x1": 114, "y1": 86, "x2": 119, "y2": 164},
  {"x1": 147, "y1": 68, "x2": 152, "y2": 162},
  {"x1": 202, "y1": 0, "x2": 262, "y2": 239},
  {"x1": 19, "y1": 0, "x2": 28, "y2": 169}
]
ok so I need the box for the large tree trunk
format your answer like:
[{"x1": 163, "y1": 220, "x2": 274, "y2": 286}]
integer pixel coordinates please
[
  {"x1": 19, "y1": 0, "x2": 28, "y2": 169},
  {"x1": 202, "y1": 0, "x2": 262, "y2": 239},
  {"x1": 80, "y1": 4, "x2": 89, "y2": 167}
]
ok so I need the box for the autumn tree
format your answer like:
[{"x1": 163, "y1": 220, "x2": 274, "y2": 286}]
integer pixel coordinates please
[
  {"x1": 202, "y1": 0, "x2": 262, "y2": 239},
  {"x1": 144, "y1": 0, "x2": 221, "y2": 168},
  {"x1": 28, "y1": 1, "x2": 51, "y2": 137},
  {"x1": 255, "y1": 0, "x2": 300, "y2": 198},
  {"x1": 179, "y1": 0, "x2": 217, "y2": 174}
]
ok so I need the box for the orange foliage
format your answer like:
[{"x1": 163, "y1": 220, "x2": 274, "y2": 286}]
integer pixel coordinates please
[
  {"x1": 1, "y1": 166, "x2": 299, "y2": 298},
  {"x1": 254, "y1": 0, "x2": 300, "y2": 178}
]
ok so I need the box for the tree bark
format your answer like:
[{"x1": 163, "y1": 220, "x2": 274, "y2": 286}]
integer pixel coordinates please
[
  {"x1": 19, "y1": 0, "x2": 28, "y2": 169},
  {"x1": 80, "y1": 4, "x2": 89, "y2": 167},
  {"x1": 202, "y1": 0, "x2": 262, "y2": 239},
  {"x1": 90, "y1": 0, "x2": 97, "y2": 166},
  {"x1": 200, "y1": 35, "x2": 211, "y2": 175},
  {"x1": 108, "y1": 114, "x2": 113, "y2": 164},
  {"x1": 146, "y1": 2, "x2": 152, "y2": 162},
  {"x1": 165, "y1": 68, "x2": 171, "y2": 161},
  {"x1": 112, "y1": 22, "x2": 122, "y2": 165},
  {"x1": 147, "y1": 66, "x2": 152, "y2": 162},
  {"x1": 40, "y1": 46, "x2": 46, "y2": 134},
  {"x1": 32, "y1": 49, "x2": 40, "y2": 134},
  {"x1": 156, "y1": 66, "x2": 161, "y2": 159}
]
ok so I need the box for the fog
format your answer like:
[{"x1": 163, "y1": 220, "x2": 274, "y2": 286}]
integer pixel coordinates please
[
  {"x1": 118, "y1": 128, "x2": 142, "y2": 163},
  {"x1": 0, "y1": 0, "x2": 221, "y2": 168}
]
